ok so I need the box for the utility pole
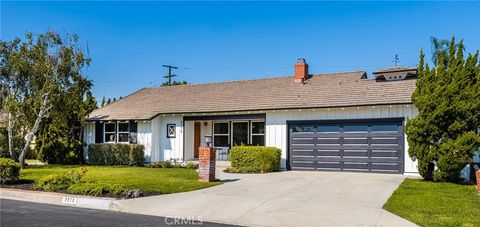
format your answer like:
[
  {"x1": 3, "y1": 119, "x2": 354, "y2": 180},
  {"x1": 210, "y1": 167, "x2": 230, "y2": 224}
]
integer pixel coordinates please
[
  {"x1": 392, "y1": 54, "x2": 400, "y2": 66},
  {"x1": 162, "y1": 65, "x2": 178, "y2": 85}
]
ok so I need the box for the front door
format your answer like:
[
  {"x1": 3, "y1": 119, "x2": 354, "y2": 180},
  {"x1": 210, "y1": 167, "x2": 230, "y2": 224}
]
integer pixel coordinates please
[
  {"x1": 194, "y1": 122, "x2": 201, "y2": 158},
  {"x1": 232, "y1": 122, "x2": 249, "y2": 146}
]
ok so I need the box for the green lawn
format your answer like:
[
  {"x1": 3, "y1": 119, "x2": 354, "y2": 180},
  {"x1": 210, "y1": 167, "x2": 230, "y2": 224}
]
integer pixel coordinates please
[
  {"x1": 20, "y1": 165, "x2": 222, "y2": 194},
  {"x1": 383, "y1": 178, "x2": 480, "y2": 227}
]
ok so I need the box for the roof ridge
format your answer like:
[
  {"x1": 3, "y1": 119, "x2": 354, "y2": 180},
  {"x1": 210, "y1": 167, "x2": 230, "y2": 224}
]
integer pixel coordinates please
[{"x1": 147, "y1": 70, "x2": 367, "y2": 90}]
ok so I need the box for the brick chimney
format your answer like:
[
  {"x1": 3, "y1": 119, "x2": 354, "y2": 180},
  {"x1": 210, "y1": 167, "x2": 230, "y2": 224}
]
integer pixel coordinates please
[{"x1": 294, "y1": 58, "x2": 309, "y2": 83}]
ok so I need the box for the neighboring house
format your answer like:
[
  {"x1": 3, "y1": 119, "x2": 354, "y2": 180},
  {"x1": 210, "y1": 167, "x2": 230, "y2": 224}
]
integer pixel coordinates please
[{"x1": 85, "y1": 59, "x2": 420, "y2": 175}]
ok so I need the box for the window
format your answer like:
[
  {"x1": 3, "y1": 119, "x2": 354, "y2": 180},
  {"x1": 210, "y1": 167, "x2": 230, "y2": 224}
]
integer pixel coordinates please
[
  {"x1": 372, "y1": 124, "x2": 398, "y2": 132},
  {"x1": 293, "y1": 125, "x2": 316, "y2": 133},
  {"x1": 318, "y1": 125, "x2": 340, "y2": 133},
  {"x1": 117, "y1": 122, "x2": 129, "y2": 143},
  {"x1": 104, "y1": 122, "x2": 116, "y2": 143},
  {"x1": 343, "y1": 124, "x2": 368, "y2": 132},
  {"x1": 251, "y1": 121, "x2": 265, "y2": 146},
  {"x1": 213, "y1": 122, "x2": 229, "y2": 147}
]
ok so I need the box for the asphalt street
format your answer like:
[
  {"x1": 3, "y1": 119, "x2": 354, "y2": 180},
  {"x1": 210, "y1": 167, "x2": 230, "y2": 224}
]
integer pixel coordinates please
[{"x1": 0, "y1": 199, "x2": 235, "y2": 227}]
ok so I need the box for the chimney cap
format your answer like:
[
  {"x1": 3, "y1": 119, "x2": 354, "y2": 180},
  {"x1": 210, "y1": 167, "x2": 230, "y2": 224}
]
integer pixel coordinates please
[{"x1": 297, "y1": 58, "x2": 307, "y2": 64}]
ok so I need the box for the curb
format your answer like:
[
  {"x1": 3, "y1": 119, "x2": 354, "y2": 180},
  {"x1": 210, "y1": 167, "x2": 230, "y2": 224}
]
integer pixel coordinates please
[{"x1": 0, "y1": 188, "x2": 119, "y2": 210}]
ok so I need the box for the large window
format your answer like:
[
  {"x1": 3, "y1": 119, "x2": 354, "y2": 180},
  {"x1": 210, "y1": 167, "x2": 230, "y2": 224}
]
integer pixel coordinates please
[
  {"x1": 213, "y1": 122, "x2": 229, "y2": 147},
  {"x1": 251, "y1": 121, "x2": 265, "y2": 146},
  {"x1": 117, "y1": 122, "x2": 130, "y2": 143},
  {"x1": 104, "y1": 122, "x2": 116, "y2": 143}
]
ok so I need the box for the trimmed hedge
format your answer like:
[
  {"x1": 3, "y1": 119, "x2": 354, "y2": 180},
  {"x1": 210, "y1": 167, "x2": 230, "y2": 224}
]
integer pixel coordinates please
[
  {"x1": 0, "y1": 158, "x2": 20, "y2": 184},
  {"x1": 229, "y1": 146, "x2": 281, "y2": 173},
  {"x1": 88, "y1": 144, "x2": 144, "y2": 166}
]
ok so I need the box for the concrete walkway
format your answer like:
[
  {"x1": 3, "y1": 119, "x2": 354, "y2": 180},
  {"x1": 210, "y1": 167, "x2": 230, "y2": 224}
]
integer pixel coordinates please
[{"x1": 114, "y1": 169, "x2": 416, "y2": 227}]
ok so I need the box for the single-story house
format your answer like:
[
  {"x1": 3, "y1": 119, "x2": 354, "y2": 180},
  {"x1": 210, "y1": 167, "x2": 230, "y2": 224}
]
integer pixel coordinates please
[{"x1": 84, "y1": 59, "x2": 420, "y2": 175}]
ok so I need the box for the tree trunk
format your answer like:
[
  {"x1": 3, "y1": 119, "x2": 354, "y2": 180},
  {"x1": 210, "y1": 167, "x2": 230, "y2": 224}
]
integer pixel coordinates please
[
  {"x1": 7, "y1": 111, "x2": 14, "y2": 159},
  {"x1": 18, "y1": 92, "x2": 50, "y2": 168}
]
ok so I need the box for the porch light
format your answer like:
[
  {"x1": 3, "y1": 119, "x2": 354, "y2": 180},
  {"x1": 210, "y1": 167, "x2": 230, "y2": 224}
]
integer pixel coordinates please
[{"x1": 204, "y1": 136, "x2": 213, "y2": 147}]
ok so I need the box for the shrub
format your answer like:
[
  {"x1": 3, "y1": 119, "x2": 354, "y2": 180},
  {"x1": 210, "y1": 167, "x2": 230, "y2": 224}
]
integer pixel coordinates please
[
  {"x1": 184, "y1": 161, "x2": 199, "y2": 169},
  {"x1": 0, "y1": 158, "x2": 20, "y2": 184},
  {"x1": 88, "y1": 144, "x2": 144, "y2": 166},
  {"x1": 34, "y1": 167, "x2": 87, "y2": 191},
  {"x1": 145, "y1": 161, "x2": 177, "y2": 168},
  {"x1": 68, "y1": 183, "x2": 125, "y2": 196},
  {"x1": 229, "y1": 146, "x2": 281, "y2": 173}
]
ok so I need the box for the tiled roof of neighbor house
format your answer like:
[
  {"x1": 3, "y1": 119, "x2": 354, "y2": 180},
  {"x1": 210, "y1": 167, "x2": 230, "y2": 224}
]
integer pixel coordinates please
[
  {"x1": 88, "y1": 70, "x2": 417, "y2": 120},
  {"x1": 373, "y1": 66, "x2": 417, "y2": 74}
]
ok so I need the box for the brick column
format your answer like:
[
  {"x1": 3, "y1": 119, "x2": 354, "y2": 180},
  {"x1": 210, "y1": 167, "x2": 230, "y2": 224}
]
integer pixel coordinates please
[
  {"x1": 476, "y1": 171, "x2": 480, "y2": 193},
  {"x1": 198, "y1": 147, "x2": 216, "y2": 182}
]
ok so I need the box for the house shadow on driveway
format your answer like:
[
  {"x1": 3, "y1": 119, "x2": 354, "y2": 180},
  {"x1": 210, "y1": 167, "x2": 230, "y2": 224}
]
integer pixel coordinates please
[{"x1": 114, "y1": 171, "x2": 417, "y2": 227}]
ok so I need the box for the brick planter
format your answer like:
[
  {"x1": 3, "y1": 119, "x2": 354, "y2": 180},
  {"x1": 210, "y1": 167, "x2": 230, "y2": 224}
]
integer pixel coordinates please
[{"x1": 198, "y1": 147, "x2": 216, "y2": 182}]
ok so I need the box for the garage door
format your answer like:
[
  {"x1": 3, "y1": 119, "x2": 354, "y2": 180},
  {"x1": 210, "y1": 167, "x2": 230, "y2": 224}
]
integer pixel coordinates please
[{"x1": 288, "y1": 118, "x2": 404, "y2": 173}]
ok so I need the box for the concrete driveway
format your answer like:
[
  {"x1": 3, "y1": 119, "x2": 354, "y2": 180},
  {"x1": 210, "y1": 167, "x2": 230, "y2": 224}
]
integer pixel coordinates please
[{"x1": 114, "y1": 170, "x2": 416, "y2": 227}]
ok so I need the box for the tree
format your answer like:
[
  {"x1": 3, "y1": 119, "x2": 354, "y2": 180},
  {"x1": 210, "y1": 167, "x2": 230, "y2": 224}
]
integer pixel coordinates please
[
  {"x1": 430, "y1": 36, "x2": 464, "y2": 67},
  {"x1": 1, "y1": 32, "x2": 93, "y2": 168},
  {"x1": 161, "y1": 80, "x2": 187, "y2": 86},
  {"x1": 100, "y1": 96, "x2": 105, "y2": 107},
  {"x1": 406, "y1": 37, "x2": 480, "y2": 181},
  {"x1": 106, "y1": 98, "x2": 111, "y2": 105}
]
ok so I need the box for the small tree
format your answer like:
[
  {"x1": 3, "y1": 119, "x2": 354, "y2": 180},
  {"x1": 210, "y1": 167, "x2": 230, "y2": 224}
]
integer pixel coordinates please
[
  {"x1": 161, "y1": 80, "x2": 187, "y2": 86},
  {"x1": 406, "y1": 37, "x2": 480, "y2": 181},
  {"x1": 100, "y1": 96, "x2": 105, "y2": 107}
]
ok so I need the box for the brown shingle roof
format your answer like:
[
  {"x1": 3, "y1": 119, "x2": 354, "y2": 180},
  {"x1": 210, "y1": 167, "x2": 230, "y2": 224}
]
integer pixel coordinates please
[{"x1": 88, "y1": 71, "x2": 416, "y2": 120}]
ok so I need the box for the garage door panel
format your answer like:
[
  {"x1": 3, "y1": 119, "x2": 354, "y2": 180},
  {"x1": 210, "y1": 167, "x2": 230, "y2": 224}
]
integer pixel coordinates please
[
  {"x1": 291, "y1": 145, "x2": 316, "y2": 150},
  {"x1": 291, "y1": 161, "x2": 315, "y2": 169},
  {"x1": 291, "y1": 156, "x2": 317, "y2": 162},
  {"x1": 289, "y1": 119, "x2": 404, "y2": 174},
  {"x1": 343, "y1": 150, "x2": 368, "y2": 157},
  {"x1": 291, "y1": 150, "x2": 315, "y2": 157},
  {"x1": 315, "y1": 138, "x2": 341, "y2": 144},
  {"x1": 371, "y1": 150, "x2": 399, "y2": 157},
  {"x1": 371, "y1": 137, "x2": 399, "y2": 144},
  {"x1": 316, "y1": 150, "x2": 341, "y2": 156},
  {"x1": 343, "y1": 137, "x2": 369, "y2": 144},
  {"x1": 371, "y1": 163, "x2": 400, "y2": 171},
  {"x1": 343, "y1": 162, "x2": 369, "y2": 170},
  {"x1": 316, "y1": 162, "x2": 341, "y2": 169}
]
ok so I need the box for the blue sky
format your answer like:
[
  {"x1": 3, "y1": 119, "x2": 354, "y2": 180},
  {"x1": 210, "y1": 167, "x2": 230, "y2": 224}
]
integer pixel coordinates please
[{"x1": 2, "y1": 1, "x2": 479, "y2": 100}]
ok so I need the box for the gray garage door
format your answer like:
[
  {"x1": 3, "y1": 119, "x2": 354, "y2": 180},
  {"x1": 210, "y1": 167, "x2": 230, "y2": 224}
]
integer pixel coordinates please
[{"x1": 288, "y1": 118, "x2": 404, "y2": 173}]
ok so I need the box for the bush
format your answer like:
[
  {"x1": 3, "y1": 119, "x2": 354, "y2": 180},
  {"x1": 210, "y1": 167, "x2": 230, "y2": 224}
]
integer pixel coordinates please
[
  {"x1": 34, "y1": 168, "x2": 87, "y2": 191},
  {"x1": 88, "y1": 144, "x2": 144, "y2": 166},
  {"x1": 68, "y1": 183, "x2": 125, "y2": 196},
  {"x1": 184, "y1": 161, "x2": 199, "y2": 169},
  {"x1": 0, "y1": 158, "x2": 20, "y2": 184},
  {"x1": 229, "y1": 146, "x2": 281, "y2": 173}
]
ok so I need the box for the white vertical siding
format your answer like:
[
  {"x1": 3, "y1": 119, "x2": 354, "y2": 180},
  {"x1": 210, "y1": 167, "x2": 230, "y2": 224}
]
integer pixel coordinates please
[
  {"x1": 137, "y1": 121, "x2": 152, "y2": 162},
  {"x1": 151, "y1": 115, "x2": 184, "y2": 162},
  {"x1": 265, "y1": 104, "x2": 419, "y2": 174}
]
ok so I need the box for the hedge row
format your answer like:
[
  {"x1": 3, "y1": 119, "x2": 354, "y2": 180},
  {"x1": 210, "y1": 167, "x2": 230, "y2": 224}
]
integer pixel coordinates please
[
  {"x1": 0, "y1": 158, "x2": 20, "y2": 184},
  {"x1": 87, "y1": 144, "x2": 144, "y2": 166},
  {"x1": 229, "y1": 146, "x2": 281, "y2": 173}
]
